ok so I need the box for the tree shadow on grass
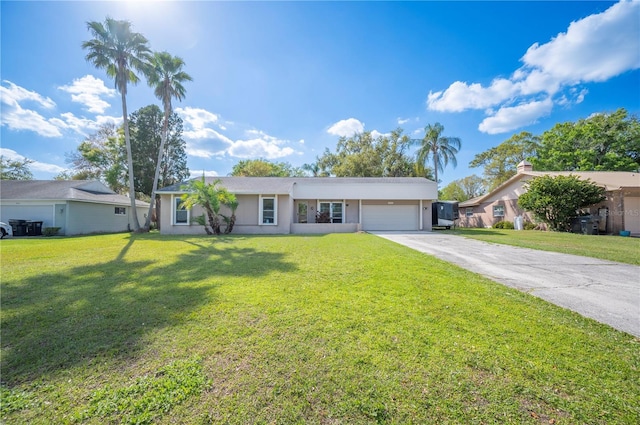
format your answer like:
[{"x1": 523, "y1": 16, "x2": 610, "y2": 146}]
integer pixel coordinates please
[{"x1": 1, "y1": 235, "x2": 297, "y2": 386}]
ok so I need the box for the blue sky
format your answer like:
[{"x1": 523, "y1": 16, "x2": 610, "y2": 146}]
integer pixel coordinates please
[{"x1": 2, "y1": 1, "x2": 639, "y2": 187}]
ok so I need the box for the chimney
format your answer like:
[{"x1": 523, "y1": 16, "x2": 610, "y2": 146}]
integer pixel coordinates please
[{"x1": 517, "y1": 160, "x2": 533, "y2": 174}]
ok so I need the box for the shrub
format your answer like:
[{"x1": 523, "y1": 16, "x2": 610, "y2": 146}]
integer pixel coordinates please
[
  {"x1": 523, "y1": 221, "x2": 536, "y2": 230},
  {"x1": 492, "y1": 221, "x2": 514, "y2": 229},
  {"x1": 43, "y1": 227, "x2": 61, "y2": 237}
]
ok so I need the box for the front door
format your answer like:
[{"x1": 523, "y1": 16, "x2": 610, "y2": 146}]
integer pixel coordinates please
[{"x1": 297, "y1": 202, "x2": 308, "y2": 223}]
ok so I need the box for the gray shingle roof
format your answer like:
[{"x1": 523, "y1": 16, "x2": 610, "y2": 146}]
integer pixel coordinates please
[
  {"x1": 0, "y1": 180, "x2": 149, "y2": 207},
  {"x1": 158, "y1": 176, "x2": 433, "y2": 194}
]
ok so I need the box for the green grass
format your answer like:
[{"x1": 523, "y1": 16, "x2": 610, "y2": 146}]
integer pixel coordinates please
[
  {"x1": 1, "y1": 233, "x2": 638, "y2": 424},
  {"x1": 451, "y1": 228, "x2": 640, "y2": 265}
]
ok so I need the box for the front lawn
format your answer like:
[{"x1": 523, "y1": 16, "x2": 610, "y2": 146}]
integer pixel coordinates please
[
  {"x1": 451, "y1": 228, "x2": 640, "y2": 265},
  {"x1": 1, "y1": 233, "x2": 638, "y2": 424}
]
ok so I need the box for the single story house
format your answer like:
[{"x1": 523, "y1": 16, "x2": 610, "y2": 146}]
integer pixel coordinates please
[
  {"x1": 0, "y1": 180, "x2": 149, "y2": 236},
  {"x1": 157, "y1": 177, "x2": 438, "y2": 234},
  {"x1": 458, "y1": 161, "x2": 640, "y2": 235}
]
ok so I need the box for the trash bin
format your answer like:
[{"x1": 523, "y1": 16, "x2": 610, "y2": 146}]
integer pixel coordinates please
[
  {"x1": 8, "y1": 219, "x2": 27, "y2": 236},
  {"x1": 27, "y1": 221, "x2": 43, "y2": 236}
]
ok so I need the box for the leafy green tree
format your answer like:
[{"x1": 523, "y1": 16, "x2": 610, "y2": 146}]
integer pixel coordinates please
[
  {"x1": 83, "y1": 17, "x2": 152, "y2": 232},
  {"x1": 439, "y1": 175, "x2": 485, "y2": 202},
  {"x1": 127, "y1": 104, "x2": 190, "y2": 203},
  {"x1": 518, "y1": 175, "x2": 606, "y2": 231},
  {"x1": 0, "y1": 156, "x2": 33, "y2": 180},
  {"x1": 230, "y1": 159, "x2": 305, "y2": 177},
  {"x1": 65, "y1": 123, "x2": 126, "y2": 192},
  {"x1": 144, "y1": 51, "x2": 192, "y2": 230},
  {"x1": 470, "y1": 131, "x2": 539, "y2": 190},
  {"x1": 413, "y1": 122, "x2": 461, "y2": 186},
  {"x1": 316, "y1": 129, "x2": 429, "y2": 177},
  {"x1": 533, "y1": 108, "x2": 640, "y2": 172}
]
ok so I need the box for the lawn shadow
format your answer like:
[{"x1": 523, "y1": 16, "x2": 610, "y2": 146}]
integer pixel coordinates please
[{"x1": 1, "y1": 235, "x2": 296, "y2": 386}]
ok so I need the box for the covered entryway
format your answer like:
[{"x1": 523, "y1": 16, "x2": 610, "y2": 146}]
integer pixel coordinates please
[{"x1": 361, "y1": 204, "x2": 419, "y2": 231}]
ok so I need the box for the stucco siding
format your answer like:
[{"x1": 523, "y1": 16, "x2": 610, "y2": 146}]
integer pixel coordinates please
[{"x1": 65, "y1": 202, "x2": 145, "y2": 235}]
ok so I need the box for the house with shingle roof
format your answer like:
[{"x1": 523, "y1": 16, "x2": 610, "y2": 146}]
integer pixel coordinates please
[
  {"x1": 458, "y1": 161, "x2": 640, "y2": 235},
  {"x1": 157, "y1": 177, "x2": 438, "y2": 234},
  {"x1": 0, "y1": 180, "x2": 149, "y2": 235}
]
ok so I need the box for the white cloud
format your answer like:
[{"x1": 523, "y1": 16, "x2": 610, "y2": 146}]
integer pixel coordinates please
[
  {"x1": 327, "y1": 118, "x2": 365, "y2": 137},
  {"x1": 185, "y1": 147, "x2": 218, "y2": 159},
  {"x1": 0, "y1": 148, "x2": 65, "y2": 174},
  {"x1": 1, "y1": 80, "x2": 55, "y2": 109},
  {"x1": 0, "y1": 81, "x2": 62, "y2": 137},
  {"x1": 227, "y1": 138, "x2": 295, "y2": 159},
  {"x1": 397, "y1": 117, "x2": 410, "y2": 125},
  {"x1": 176, "y1": 106, "x2": 219, "y2": 130},
  {"x1": 298, "y1": 139, "x2": 305, "y2": 145},
  {"x1": 427, "y1": 78, "x2": 518, "y2": 112},
  {"x1": 183, "y1": 127, "x2": 234, "y2": 144},
  {"x1": 427, "y1": 0, "x2": 640, "y2": 134},
  {"x1": 58, "y1": 75, "x2": 116, "y2": 113},
  {"x1": 177, "y1": 106, "x2": 300, "y2": 160},
  {"x1": 370, "y1": 130, "x2": 390, "y2": 139},
  {"x1": 478, "y1": 98, "x2": 553, "y2": 134},
  {"x1": 522, "y1": 0, "x2": 640, "y2": 83},
  {"x1": 53, "y1": 112, "x2": 122, "y2": 135}
]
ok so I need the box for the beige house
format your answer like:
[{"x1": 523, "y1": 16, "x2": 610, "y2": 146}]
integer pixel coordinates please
[
  {"x1": 157, "y1": 177, "x2": 438, "y2": 234},
  {"x1": 459, "y1": 162, "x2": 640, "y2": 235},
  {"x1": 0, "y1": 180, "x2": 149, "y2": 236}
]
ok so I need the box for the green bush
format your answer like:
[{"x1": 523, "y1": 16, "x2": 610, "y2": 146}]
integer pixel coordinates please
[
  {"x1": 43, "y1": 227, "x2": 61, "y2": 237},
  {"x1": 492, "y1": 221, "x2": 514, "y2": 229},
  {"x1": 523, "y1": 221, "x2": 536, "y2": 230}
]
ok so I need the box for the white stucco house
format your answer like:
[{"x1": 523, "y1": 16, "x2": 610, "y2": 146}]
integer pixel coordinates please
[
  {"x1": 157, "y1": 177, "x2": 438, "y2": 234},
  {"x1": 0, "y1": 180, "x2": 149, "y2": 236}
]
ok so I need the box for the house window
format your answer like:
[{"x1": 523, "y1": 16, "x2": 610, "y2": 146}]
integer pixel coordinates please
[
  {"x1": 114, "y1": 207, "x2": 126, "y2": 215},
  {"x1": 260, "y1": 196, "x2": 277, "y2": 225},
  {"x1": 319, "y1": 201, "x2": 343, "y2": 223},
  {"x1": 465, "y1": 207, "x2": 473, "y2": 217},
  {"x1": 493, "y1": 205, "x2": 505, "y2": 217},
  {"x1": 174, "y1": 197, "x2": 189, "y2": 225}
]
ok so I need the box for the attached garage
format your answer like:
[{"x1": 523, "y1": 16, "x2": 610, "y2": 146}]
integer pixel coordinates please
[
  {"x1": 0, "y1": 204, "x2": 55, "y2": 227},
  {"x1": 361, "y1": 204, "x2": 419, "y2": 231}
]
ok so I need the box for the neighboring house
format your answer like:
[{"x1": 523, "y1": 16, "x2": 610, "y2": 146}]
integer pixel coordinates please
[
  {"x1": 157, "y1": 177, "x2": 438, "y2": 235},
  {"x1": 0, "y1": 180, "x2": 149, "y2": 236},
  {"x1": 459, "y1": 161, "x2": 640, "y2": 235}
]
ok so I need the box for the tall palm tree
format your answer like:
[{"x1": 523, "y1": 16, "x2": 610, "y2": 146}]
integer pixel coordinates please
[
  {"x1": 144, "y1": 51, "x2": 192, "y2": 230},
  {"x1": 413, "y1": 122, "x2": 461, "y2": 187},
  {"x1": 83, "y1": 18, "x2": 152, "y2": 232}
]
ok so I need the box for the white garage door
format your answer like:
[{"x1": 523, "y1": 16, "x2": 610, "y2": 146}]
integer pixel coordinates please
[
  {"x1": 624, "y1": 197, "x2": 640, "y2": 235},
  {"x1": 0, "y1": 205, "x2": 55, "y2": 227},
  {"x1": 362, "y1": 204, "x2": 419, "y2": 231}
]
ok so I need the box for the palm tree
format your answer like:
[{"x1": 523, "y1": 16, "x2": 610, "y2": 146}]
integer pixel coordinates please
[
  {"x1": 83, "y1": 18, "x2": 152, "y2": 232},
  {"x1": 218, "y1": 188, "x2": 239, "y2": 234},
  {"x1": 144, "y1": 51, "x2": 192, "y2": 230},
  {"x1": 413, "y1": 122, "x2": 461, "y2": 187},
  {"x1": 181, "y1": 177, "x2": 223, "y2": 235}
]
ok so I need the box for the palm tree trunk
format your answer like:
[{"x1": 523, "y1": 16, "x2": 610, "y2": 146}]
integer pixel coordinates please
[
  {"x1": 433, "y1": 147, "x2": 439, "y2": 188},
  {"x1": 122, "y1": 90, "x2": 141, "y2": 232},
  {"x1": 144, "y1": 108, "x2": 170, "y2": 231}
]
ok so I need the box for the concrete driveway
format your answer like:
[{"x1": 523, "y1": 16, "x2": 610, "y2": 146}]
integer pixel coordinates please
[{"x1": 372, "y1": 231, "x2": 640, "y2": 338}]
